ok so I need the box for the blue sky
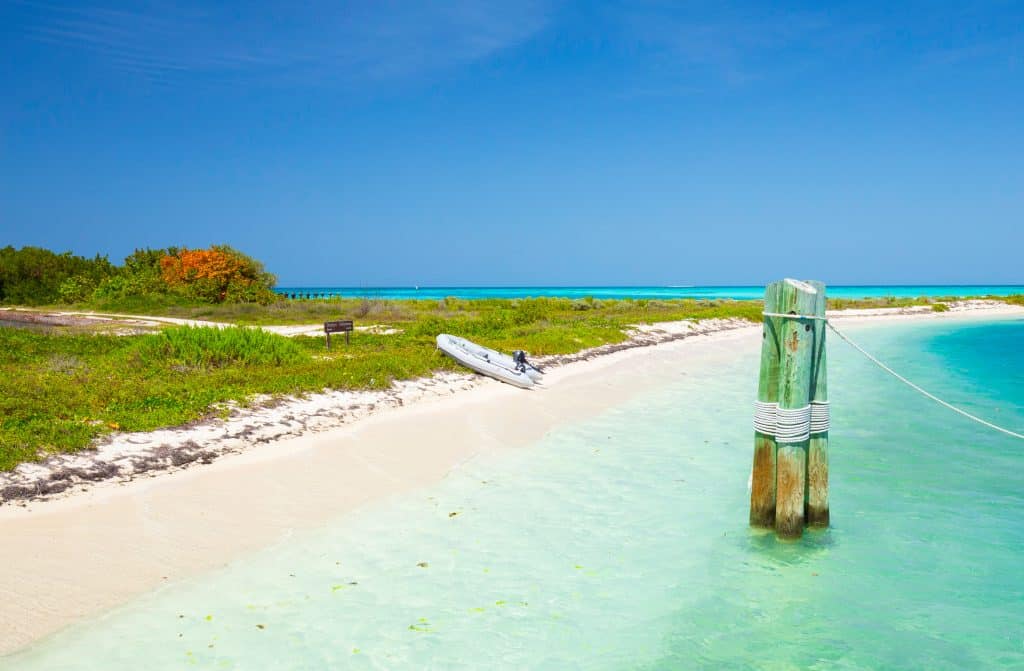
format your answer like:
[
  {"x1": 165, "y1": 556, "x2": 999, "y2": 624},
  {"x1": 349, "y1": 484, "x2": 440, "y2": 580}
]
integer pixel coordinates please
[{"x1": 1, "y1": 1, "x2": 1022, "y2": 286}]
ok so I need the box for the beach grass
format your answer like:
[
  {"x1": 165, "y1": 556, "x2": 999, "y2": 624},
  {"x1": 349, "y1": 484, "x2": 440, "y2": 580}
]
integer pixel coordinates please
[
  {"x1": 0, "y1": 298, "x2": 763, "y2": 470},
  {"x1": 141, "y1": 325, "x2": 307, "y2": 368},
  {"x1": 1001, "y1": 294, "x2": 1024, "y2": 307}
]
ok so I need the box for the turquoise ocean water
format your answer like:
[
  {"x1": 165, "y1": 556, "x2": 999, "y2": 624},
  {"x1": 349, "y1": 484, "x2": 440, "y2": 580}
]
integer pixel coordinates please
[
  {"x1": 5, "y1": 317, "x2": 1024, "y2": 669},
  {"x1": 274, "y1": 285, "x2": 1024, "y2": 300}
]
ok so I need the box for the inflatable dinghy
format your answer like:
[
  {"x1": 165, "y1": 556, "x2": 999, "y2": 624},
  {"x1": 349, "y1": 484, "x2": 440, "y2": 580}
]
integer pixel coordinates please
[{"x1": 436, "y1": 334, "x2": 543, "y2": 389}]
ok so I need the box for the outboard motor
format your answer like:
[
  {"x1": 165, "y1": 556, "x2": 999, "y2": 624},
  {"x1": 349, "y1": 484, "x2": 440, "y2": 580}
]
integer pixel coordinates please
[{"x1": 512, "y1": 350, "x2": 528, "y2": 373}]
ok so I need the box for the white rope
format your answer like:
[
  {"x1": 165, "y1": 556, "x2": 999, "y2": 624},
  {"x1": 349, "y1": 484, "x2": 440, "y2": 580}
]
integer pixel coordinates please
[
  {"x1": 775, "y1": 405, "x2": 811, "y2": 442},
  {"x1": 826, "y1": 322, "x2": 1024, "y2": 441},
  {"x1": 809, "y1": 401, "x2": 830, "y2": 434},
  {"x1": 754, "y1": 402, "x2": 829, "y2": 441},
  {"x1": 753, "y1": 401, "x2": 778, "y2": 434},
  {"x1": 757, "y1": 401, "x2": 827, "y2": 438}
]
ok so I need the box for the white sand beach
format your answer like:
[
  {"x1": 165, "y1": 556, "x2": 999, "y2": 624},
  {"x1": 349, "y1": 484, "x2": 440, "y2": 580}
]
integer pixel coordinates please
[{"x1": 0, "y1": 300, "x2": 1021, "y2": 655}]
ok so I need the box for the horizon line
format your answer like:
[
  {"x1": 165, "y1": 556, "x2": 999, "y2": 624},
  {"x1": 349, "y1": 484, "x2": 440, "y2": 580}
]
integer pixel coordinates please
[{"x1": 273, "y1": 283, "x2": 1024, "y2": 289}]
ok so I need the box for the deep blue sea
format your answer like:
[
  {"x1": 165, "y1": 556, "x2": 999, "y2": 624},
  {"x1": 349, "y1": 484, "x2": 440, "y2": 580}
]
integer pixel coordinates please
[
  {"x1": 274, "y1": 285, "x2": 1024, "y2": 300},
  {"x1": 4, "y1": 317, "x2": 1023, "y2": 669}
]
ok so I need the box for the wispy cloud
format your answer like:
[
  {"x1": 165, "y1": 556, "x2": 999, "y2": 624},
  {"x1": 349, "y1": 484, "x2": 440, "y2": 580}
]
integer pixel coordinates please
[
  {"x1": 600, "y1": 2, "x2": 838, "y2": 87},
  {"x1": 605, "y1": 1, "x2": 1024, "y2": 90},
  {"x1": 19, "y1": 0, "x2": 552, "y2": 85}
]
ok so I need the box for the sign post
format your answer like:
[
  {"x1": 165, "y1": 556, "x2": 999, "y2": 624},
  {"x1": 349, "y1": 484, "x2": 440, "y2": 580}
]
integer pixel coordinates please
[{"x1": 324, "y1": 320, "x2": 353, "y2": 349}]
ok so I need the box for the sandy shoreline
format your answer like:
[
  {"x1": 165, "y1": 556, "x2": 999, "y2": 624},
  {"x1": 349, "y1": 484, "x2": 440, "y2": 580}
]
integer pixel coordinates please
[{"x1": 0, "y1": 300, "x2": 1021, "y2": 655}]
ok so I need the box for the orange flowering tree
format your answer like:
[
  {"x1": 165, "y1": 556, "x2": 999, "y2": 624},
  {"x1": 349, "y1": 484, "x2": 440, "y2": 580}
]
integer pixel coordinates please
[{"x1": 159, "y1": 245, "x2": 277, "y2": 303}]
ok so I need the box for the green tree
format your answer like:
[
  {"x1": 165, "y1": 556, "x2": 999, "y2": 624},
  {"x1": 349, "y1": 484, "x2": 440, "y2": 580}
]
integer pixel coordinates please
[{"x1": 0, "y1": 246, "x2": 114, "y2": 305}]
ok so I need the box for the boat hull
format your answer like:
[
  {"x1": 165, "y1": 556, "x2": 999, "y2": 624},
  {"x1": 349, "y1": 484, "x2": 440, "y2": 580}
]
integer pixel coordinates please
[{"x1": 436, "y1": 334, "x2": 537, "y2": 389}]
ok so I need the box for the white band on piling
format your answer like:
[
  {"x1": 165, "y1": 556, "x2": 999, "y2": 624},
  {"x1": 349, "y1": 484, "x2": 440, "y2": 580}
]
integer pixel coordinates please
[
  {"x1": 753, "y1": 402, "x2": 817, "y2": 441},
  {"x1": 753, "y1": 401, "x2": 778, "y2": 434},
  {"x1": 775, "y1": 405, "x2": 811, "y2": 442},
  {"x1": 809, "y1": 401, "x2": 830, "y2": 434}
]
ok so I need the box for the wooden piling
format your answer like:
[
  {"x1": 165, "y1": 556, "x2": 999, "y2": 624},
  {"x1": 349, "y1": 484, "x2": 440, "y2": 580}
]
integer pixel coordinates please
[
  {"x1": 750, "y1": 281, "x2": 782, "y2": 528},
  {"x1": 806, "y1": 280, "x2": 829, "y2": 527},
  {"x1": 773, "y1": 279, "x2": 817, "y2": 539}
]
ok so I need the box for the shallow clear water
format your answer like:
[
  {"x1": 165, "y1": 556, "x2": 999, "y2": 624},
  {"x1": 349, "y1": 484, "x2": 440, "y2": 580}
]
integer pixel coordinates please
[
  {"x1": 273, "y1": 285, "x2": 1024, "y2": 301},
  {"x1": 6, "y1": 318, "x2": 1024, "y2": 670}
]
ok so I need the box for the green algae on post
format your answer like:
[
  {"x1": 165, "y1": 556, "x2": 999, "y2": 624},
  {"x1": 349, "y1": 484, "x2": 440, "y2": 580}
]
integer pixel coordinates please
[
  {"x1": 750, "y1": 280, "x2": 782, "y2": 528},
  {"x1": 773, "y1": 279, "x2": 817, "y2": 539},
  {"x1": 806, "y1": 280, "x2": 830, "y2": 528}
]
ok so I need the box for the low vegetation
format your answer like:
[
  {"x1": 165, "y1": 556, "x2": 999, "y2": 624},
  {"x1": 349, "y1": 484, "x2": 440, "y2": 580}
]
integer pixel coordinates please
[
  {"x1": 826, "y1": 295, "x2": 959, "y2": 310},
  {"x1": 1000, "y1": 294, "x2": 1024, "y2": 307},
  {"x1": 141, "y1": 326, "x2": 306, "y2": 368}
]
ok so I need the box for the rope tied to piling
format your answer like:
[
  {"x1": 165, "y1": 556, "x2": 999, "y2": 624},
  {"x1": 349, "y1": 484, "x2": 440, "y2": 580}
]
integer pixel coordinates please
[
  {"x1": 754, "y1": 401, "x2": 829, "y2": 441},
  {"x1": 809, "y1": 401, "x2": 830, "y2": 433},
  {"x1": 758, "y1": 311, "x2": 1024, "y2": 441}
]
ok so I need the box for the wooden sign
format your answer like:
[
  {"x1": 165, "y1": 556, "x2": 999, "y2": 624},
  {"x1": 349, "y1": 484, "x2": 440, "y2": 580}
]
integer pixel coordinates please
[{"x1": 324, "y1": 320, "x2": 353, "y2": 348}]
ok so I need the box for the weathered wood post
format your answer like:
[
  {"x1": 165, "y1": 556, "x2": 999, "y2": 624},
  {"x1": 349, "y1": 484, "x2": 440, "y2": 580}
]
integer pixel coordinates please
[
  {"x1": 751, "y1": 278, "x2": 828, "y2": 538},
  {"x1": 773, "y1": 279, "x2": 817, "y2": 539},
  {"x1": 750, "y1": 280, "x2": 782, "y2": 527},
  {"x1": 806, "y1": 280, "x2": 829, "y2": 527}
]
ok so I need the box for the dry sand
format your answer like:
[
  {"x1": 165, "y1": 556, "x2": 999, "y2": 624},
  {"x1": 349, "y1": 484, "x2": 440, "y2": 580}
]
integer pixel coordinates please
[{"x1": 0, "y1": 300, "x2": 1021, "y2": 655}]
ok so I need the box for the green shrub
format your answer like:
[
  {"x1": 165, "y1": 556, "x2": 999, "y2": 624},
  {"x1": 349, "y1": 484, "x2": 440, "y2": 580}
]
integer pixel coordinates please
[
  {"x1": 0, "y1": 246, "x2": 115, "y2": 305},
  {"x1": 139, "y1": 326, "x2": 306, "y2": 368},
  {"x1": 58, "y1": 275, "x2": 99, "y2": 303},
  {"x1": 513, "y1": 298, "x2": 548, "y2": 325}
]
